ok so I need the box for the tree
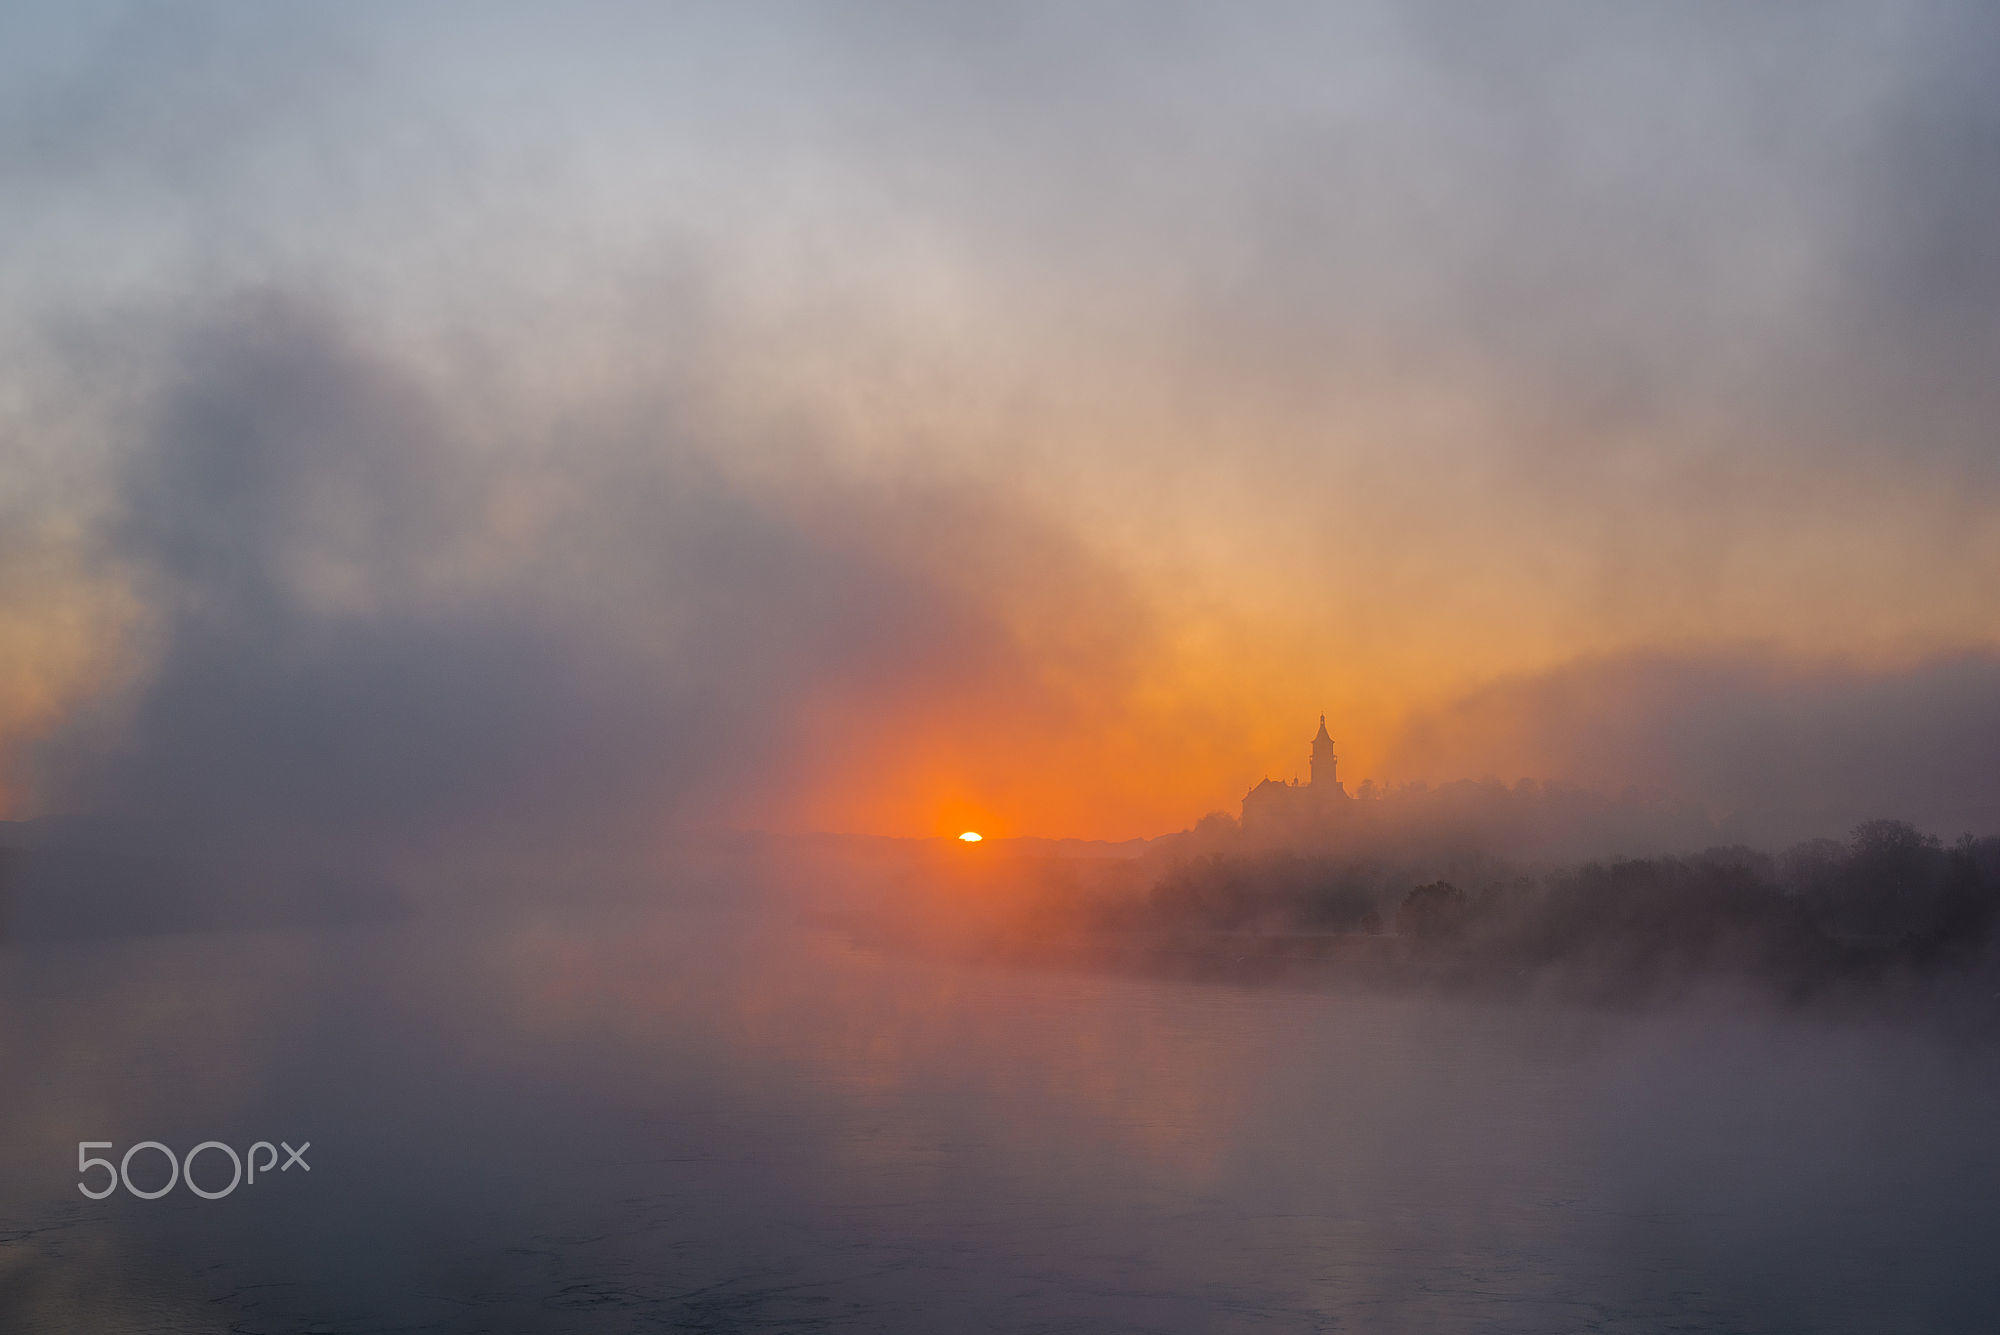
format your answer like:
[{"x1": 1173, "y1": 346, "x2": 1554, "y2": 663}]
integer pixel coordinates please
[{"x1": 1396, "y1": 881, "x2": 1469, "y2": 939}]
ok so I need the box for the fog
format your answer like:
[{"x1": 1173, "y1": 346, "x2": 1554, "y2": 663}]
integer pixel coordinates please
[
  {"x1": 4, "y1": 880, "x2": 1999, "y2": 1332},
  {"x1": 16, "y1": 292, "x2": 1172, "y2": 907}
]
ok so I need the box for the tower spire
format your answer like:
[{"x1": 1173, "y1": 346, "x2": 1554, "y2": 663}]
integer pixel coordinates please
[{"x1": 1310, "y1": 712, "x2": 1337, "y2": 788}]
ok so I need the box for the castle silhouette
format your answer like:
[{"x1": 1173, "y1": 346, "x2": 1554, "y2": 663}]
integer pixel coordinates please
[{"x1": 1240, "y1": 713, "x2": 1350, "y2": 838}]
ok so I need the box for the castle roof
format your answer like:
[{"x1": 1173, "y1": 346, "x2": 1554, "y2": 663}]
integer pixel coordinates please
[{"x1": 1313, "y1": 713, "x2": 1333, "y2": 744}]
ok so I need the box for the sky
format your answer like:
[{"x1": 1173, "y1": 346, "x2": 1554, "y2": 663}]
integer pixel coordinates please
[{"x1": 3, "y1": 1, "x2": 1998, "y2": 845}]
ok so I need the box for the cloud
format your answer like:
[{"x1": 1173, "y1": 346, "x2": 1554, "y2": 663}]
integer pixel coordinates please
[{"x1": 28, "y1": 290, "x2": 1169, "y2": 898}]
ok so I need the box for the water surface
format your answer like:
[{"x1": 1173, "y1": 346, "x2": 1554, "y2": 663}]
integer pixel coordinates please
[{"x1": 4, "y1": 885, "x2": 1997, "y2": 1332}]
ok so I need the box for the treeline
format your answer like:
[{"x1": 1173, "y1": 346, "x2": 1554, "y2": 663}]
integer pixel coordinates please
[{"x1": 1118, "y1": 820, "x2": 2000, "y2": 1003}]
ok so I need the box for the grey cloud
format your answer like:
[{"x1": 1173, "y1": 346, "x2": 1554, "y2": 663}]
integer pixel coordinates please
[{"x1": 35, "y1": 291, "x2": 1152, "y2": 906}]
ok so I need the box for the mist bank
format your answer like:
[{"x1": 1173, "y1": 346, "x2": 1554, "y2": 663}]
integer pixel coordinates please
[
  {"x1": 1379, "y1": 649, "x2": 2000, "y2": 846},
  {"x1": 10, "y1": 292, "x2": 2000, "y2": 873}
]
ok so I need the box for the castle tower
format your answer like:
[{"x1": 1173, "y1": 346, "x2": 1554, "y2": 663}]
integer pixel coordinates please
[{"x1": 1310, "y1": 713, "x2": 1337, "y2": 789}]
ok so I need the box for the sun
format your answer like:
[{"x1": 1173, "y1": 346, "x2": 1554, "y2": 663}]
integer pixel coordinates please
[{"x1": 957, "y1": 831, "x2": 983, "y2": 843}]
